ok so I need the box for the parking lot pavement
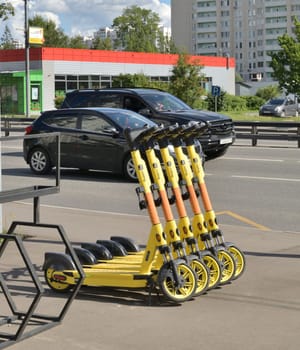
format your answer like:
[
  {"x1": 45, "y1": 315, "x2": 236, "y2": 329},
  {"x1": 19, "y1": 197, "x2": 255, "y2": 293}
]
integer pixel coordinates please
[{"x1": 2, "y1": 201, "x2": 300, "y2": 350}]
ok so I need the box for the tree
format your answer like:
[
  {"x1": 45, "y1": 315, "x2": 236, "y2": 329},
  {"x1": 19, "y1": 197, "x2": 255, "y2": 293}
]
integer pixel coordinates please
[
  {"x1": 255, "y1": 85, "x2": 280, "y2": 101},
  {"x1": 112, "y1": 73, "x2": 150, "y2": 87},
  {"x1": 157, "y1": 31, "x2": 178, "y2": 54},
  {"x1": 92, "y1": 37, "x2": 113, "y2": 50},
  {"x1": 0, "y1": 25, "x2": 15, "y2": 49},
  {"x1": 269, "y1": 17, "x2": 300, "y2": 96},
  {"x1": 0, "y1": 2, "x2": 14, "y2": 21},
  {"x1": 112, "y1": 5, "x2": 162, "y2": 52},
  {"x1": 69, "y1": 35, "x2": 88, "y2": 49},
  {"x1": 169, "y1": 54, "x2": 206, "y2": 108},
  {"x1": 29, "y1": 15, "x2": 69, "y2": 47},
  {"x1": 112, "y1": 73, "x2": 168, "y2": 90}
]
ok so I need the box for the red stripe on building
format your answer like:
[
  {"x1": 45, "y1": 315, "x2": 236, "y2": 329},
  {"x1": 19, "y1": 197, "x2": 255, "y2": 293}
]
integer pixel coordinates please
[{"x1": 0, "y1": 47, "x2": 235, "y2": 68}]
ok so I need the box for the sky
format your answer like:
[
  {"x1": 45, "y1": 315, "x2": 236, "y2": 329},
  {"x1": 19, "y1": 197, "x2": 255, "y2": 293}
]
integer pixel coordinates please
[{"x1": 1, "y1": 0, "x2": 171, "y2": 43}]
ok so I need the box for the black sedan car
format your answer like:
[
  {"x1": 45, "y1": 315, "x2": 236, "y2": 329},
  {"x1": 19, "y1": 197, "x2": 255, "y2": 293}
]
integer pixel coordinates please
[{"x1": 23, "y1": 107, "x2": 158, "y2": 181}]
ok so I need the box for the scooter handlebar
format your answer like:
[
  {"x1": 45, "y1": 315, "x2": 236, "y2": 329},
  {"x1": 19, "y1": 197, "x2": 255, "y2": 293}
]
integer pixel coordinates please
[
  {"x1": 124, "y1": 125, "x2": 159, "y2": 149},
  {"x1": 180, "y1": 121, "x2": 209, "y2": 145},
  {"x1": 124, "y1": 121, "x2": 208, "y2": 149}
]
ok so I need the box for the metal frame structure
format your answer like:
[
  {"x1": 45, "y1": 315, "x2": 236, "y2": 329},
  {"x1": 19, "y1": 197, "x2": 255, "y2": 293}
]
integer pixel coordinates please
[{"x1": 0, "y1": 133, "x2": 84, "y2": 348}]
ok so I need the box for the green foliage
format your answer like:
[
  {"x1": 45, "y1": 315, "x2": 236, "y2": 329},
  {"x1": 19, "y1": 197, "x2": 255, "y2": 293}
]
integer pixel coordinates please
[
  {"x1": 29, "y1": 15, "x2": 89, "y2": 49},
  {"x1": 255, "y1": 85, "x2": 280, "y2": 101},
  {"x1": 112, "y1": 5, "x2": 174, "y2": 53},
  {"x1": 68, "y1": 35, "x2": 88, "y2": 49},
  {"x1": 29, "y1": 15, "x2": 69, "y2": 47},
  {"x1": 269, "y1": 17, "x2": 300, "y2": 96},
  {"x1": 207, "y1": 91, "x2": 226, "y2": 111},
  {"x1": 0, "y1": 25, "x2": 15, "y2": 49},
  {"x1": 223, "y1": 94, "x2": 247, "y2": 111},
  {"x1": 112, "y1": 73, "x2": 150, "y2": 88},
  {"x1": 92, "y1": 37, "x2": 113, "y2": 50},
  {"x1": 112, "y1": 73, "x2": 169, "y2": 91},
  {"x1": 244, "y1": 96, "x2": 264, "y2": 110},
  {"x1": 243, "y1": 96, "x2": 265, "y2": 110},
  {"x1": 54, "y1": 95, "x2": 65, "y2": 109},
  {"x1": 0, "y1": 2, "x2": 14, "y2": 21},
  {"x1": 169, "y1": 53, "x2": 206, "y2": 108},
  {"x1": 208, "y1": 94, "x2": 265, "y2": 112}
]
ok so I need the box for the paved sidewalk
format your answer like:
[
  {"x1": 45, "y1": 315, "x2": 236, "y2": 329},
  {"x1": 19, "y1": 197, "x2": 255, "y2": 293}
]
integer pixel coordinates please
[{"x1": 1, "y1": 201, "x2": 300, "y2": 350}]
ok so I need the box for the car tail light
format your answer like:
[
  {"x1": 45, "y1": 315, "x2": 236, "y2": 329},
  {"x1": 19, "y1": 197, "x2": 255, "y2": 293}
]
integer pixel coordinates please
[{"x1": 25, "y1": 125, "x2": 33, "y2": 134}]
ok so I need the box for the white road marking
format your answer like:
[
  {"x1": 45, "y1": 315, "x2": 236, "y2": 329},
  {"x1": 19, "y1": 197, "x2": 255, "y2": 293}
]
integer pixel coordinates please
[
  {"x1": 223, "y1": 157, "x2": 283, "y2": 162},
  {"x1": 231, "y1": 175, "x2": 300, "y2": 182}
]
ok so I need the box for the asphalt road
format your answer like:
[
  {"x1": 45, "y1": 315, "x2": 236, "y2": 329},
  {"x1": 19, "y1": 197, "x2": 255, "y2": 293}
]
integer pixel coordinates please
[
  {"x1": 1, "y1": 137, "x2": 300, "y2": 233},
  {"x1": 1, "y1": 137, "x2": 300, "y2": 350}
]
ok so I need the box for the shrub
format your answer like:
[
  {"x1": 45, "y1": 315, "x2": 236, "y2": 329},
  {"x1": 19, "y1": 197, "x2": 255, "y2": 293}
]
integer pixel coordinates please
[
  {"x1": 255, "y1": 85, "x2": 280, "y2": 101},
  {"x1": 243, "y1": 95, "x2": 265, "y2": 110},
  {"x1": 54, "y1": 95, "x2": 65, "y2": 109},
  {"x1": 222, "y1": 94, "x2": 247, "y2": 112}
]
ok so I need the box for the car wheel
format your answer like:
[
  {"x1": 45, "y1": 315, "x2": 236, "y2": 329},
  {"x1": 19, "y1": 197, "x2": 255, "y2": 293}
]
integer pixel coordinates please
[
  {"x1": 28, "y1": 147, "x2": 52, "y2": 175},
  {"x1": 123, "y1": 154, "x2": 137, "y2": 182},
  {"x1": 279, "y1": 111, "x2": 286, "y2": 117}
]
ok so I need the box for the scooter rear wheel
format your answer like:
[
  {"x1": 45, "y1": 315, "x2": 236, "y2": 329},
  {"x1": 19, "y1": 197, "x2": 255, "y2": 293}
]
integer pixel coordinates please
[
  {"x1": 158, "y1": 262, "x2": 197, "y2": 303},
  {"x1": 44, "y1": 264, "x2": 72, "y2": 293},
  {"x1": 202, "y1": 254, "x2": 222, "y2": 289},
  {"x1": 217, "y1": 249, "x2": 236, "y2": 285},
  {"x1": 190, "y1": 259, "x2": 209, "y2": 296},
  {"x1": 227, "y1": 245, "x2": 246, "y2": 279}
]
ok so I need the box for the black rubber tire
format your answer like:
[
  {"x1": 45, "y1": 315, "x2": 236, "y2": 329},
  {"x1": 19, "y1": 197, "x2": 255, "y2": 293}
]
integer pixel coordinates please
[
  {"x1": 227, "y1": 245, "x2": 246, "y2": 280},
  {"x1": 217, "y1": 249, "x2": 236, "y2": 285},
  {"x1": 28, "y1": 147, "x2": 52, "y2": 175},
  {"x1": 202, "y1": 253, "x2": 222, "y2": 289},
  {"x1": 157, "y1": 262, "x2": 197, "y2": 303},
  {"x1": 189, "y1": 258, "x2": 209, "y2": 296},
  {"x1": 122, "y1": 154, "x2": 138, "y2": 182}
]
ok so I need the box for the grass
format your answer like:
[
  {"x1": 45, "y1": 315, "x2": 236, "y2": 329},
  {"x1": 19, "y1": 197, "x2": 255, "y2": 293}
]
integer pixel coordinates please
[{"x1": 223, "y1": 110, "x2": 300, "y2": 122}]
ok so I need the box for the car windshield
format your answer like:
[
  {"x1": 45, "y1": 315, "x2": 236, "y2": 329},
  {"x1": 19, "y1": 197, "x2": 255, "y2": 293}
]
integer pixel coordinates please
[
  {"x1": 268, "y1": 99, "x2": 285, "y2": 105},
  {"x1": 104, "y1": 109, "x2": 156, "y2": 129},
  {"x1": 141, "y1": 92, "x2": 192, "y2": 112}
]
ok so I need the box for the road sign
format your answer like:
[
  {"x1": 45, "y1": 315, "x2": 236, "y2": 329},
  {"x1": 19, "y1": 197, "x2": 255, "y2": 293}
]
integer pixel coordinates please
[{"x1": 211, "y1": 85, "x2": 221, "y2": 97}]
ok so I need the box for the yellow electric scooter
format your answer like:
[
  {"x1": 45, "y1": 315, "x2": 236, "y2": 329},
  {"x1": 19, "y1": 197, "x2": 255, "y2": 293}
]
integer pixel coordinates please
[
  {"x1": 181, "y1": 122, "x2": 246, "y2": 279},
  {"x1": 43, "y1": 126, "x2": 197, "y2": 303},
  {"x1": 167, "y1": 123, "x2": 237, "y2": 285},
  {"x1": 139, "y1": 125, "x2": 210, "y2": 296},
  {"x1": 96, "y1": 124, "x2": 222, "y2": 289},
  {"x1": 152, "y1": 124, "x2": 222, "y2": 289}
]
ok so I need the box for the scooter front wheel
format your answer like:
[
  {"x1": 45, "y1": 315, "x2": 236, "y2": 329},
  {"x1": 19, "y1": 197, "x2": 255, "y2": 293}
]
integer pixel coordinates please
[
  {"x1": 158, "y1": 262, "x2": 197, "y2": 303},
  {"x1": 217, "y1": 249, "x2": 236, "y2": 285},
  {"x1": 190, "y1": 258, "x2": 209, "y2": 296},
  {"x1": 227, "y1": 245, "x2": 246, "y2": 279},
  {"x1": 202, "y1": 254, "x2": 222, "y2": 289}
]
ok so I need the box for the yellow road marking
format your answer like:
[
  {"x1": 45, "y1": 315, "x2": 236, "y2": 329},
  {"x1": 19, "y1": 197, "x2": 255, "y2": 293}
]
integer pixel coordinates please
[{"x1": 217, "y1": 210, "x2": 271, "y2": 231}]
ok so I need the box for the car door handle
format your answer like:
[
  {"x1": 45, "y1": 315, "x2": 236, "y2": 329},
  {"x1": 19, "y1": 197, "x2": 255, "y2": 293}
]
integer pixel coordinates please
[{"x1": 79, "y1": 135, "x2": 89, "y2": 140}]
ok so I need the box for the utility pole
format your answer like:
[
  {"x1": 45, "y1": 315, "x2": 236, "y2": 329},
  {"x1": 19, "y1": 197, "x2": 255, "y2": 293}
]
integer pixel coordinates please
[{"x1": 24, "y1": 0, "x2": 30, "y2": 117}]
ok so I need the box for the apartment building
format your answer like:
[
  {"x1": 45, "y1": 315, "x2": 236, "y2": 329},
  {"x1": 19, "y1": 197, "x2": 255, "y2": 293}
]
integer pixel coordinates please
[{"x1": 172, "y1": 0, "x2": 300, "y2": 83}]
